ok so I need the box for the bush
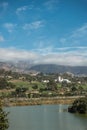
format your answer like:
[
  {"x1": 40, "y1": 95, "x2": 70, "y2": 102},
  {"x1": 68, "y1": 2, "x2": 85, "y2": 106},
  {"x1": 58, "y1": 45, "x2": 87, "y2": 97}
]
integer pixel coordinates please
[
  {"x1": 68, "y1": 97, "x2": 87, "y2": 114},
  {"x1": 0, "y1": 101, "x2": 9, "y2": 130}
]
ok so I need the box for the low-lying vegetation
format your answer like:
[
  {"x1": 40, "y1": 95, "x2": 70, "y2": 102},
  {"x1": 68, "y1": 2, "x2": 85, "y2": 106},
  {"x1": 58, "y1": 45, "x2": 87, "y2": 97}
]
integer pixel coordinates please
[
  {"x1": 68, "y1": 97, "x2": 87, "y2": 114},
  {"x1": 0, "y1": 69, "x2": 87, "y2": 99}
]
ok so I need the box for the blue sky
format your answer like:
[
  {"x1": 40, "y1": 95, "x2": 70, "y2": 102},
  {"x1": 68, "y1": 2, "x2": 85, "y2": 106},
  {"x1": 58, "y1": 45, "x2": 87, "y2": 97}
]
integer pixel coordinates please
[{"x1": 0, "y1": 0, "x2": 87, "y2": 66}]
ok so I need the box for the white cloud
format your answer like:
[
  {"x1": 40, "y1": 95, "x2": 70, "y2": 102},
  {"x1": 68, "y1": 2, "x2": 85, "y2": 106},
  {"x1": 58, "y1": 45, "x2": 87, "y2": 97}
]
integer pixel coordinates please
[
  {"x1": 2, "y1": 2, "x2": 8, "y2": 8},
  {"x1": 0, "y1": 2, "x2": 8, "y2": 16},
  {"x1": 0, "y1": 2, "x2": 8, "y2": 9},
  {"x1": 71, "y1": 23, "x2": 87, "y2": 38},
  {"x1": 3, "y1": 23, "x2": 17, "y2": 32},
  {"x1": 0, "y1": 48, "x2": 39, "y2": 61},
  {"x1": 32, "y1": 46, "x2": 87, "y2": 66},
  {"x1": 59, "y1": 38, "x2": 66, "y2": 44},
  {"x1": 23, "y1": 21, "x2": 44, "y2": 30},
  {"x1": 44, "y1": 0, "x2": 59, "y2": 10},
  {"x1": 0, "y1": 35, "x2": 5, "y2": 42},
  {"x1": 16, "y1": 6, "x2": 28, "y2": 15},
  {"x1": 60, "y1": 23, "x2": 87, "y2": 46},
  {"x1": 16, "y1": 4, "x2": 34, "y2": 15},
  {"x1": 0, "y1": 47, "x2": 87, "y2": 66}
]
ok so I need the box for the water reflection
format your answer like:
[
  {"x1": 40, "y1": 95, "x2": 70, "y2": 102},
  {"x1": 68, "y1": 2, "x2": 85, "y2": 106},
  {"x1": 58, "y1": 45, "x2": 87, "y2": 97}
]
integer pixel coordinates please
[{"x1": 5, "y1": 105, "x2": 87, "y2": 130}]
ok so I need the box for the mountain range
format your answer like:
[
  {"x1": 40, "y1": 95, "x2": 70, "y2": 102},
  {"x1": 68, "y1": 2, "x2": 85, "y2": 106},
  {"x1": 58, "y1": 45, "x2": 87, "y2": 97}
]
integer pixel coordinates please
[
  {"x1": 29, "y1": 64, "x2": 87, "y2": 75},
  {"x1": 0, "y1": 61, "x2": 87, "y2": 75}
]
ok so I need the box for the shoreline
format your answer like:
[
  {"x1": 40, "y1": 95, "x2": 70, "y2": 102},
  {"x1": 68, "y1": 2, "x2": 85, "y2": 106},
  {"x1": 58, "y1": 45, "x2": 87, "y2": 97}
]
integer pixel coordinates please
[{"x1": 2, "y1": 96, "x2": 84, "y2": 106}]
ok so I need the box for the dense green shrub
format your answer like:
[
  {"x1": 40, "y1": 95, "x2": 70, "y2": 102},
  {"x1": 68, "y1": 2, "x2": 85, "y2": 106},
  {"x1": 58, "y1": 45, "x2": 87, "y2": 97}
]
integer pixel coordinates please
[
  {"x1": 0, "y1": 102, "x2": 9, "y2": 130},
  {"x1": 68, "y1": 97, "x2": 87, "y2": 114}
]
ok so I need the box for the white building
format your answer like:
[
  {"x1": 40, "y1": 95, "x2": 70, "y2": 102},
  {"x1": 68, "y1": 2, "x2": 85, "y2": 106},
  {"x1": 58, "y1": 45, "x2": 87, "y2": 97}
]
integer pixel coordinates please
[
  {"x1": 42, "y1": 80, "x2": 49, "y2": 83},
  {"x1": 58, "y1": 76, "x2": 71, "y2": 83}
]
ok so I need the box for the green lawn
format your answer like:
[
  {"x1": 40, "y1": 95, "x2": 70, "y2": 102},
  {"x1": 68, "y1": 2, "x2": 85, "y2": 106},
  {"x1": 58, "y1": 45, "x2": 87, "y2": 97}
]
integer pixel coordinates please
[
  {"x1": 81, "y1": 84, "x2": 87, "y2": 90},
  {"x1": 10, "y1": 80, "x2": 45, "y2": 90}
]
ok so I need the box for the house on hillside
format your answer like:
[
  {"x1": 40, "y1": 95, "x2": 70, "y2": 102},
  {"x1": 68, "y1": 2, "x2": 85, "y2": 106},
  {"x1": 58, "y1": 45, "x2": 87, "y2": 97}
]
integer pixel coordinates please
[
  {"x1": 42, "y1": 80, "x2": 49, "y2": 83},
  {"x1": 58, "y1": 76, "x2": 71, "y2": 83}
]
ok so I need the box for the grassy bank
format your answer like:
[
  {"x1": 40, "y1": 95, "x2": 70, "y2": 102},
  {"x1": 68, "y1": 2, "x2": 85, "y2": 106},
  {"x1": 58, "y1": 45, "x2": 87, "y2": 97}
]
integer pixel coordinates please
[{"x1": 2, "y1": 96, "x2": 83, "y2": 106}]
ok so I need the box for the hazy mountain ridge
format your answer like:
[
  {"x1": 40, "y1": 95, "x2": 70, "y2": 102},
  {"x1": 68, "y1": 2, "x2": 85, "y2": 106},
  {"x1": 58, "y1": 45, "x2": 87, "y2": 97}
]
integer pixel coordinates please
[
  {"x1": 0, "y1": 61, "x2": 32, "y2": 72},
  {"x1": 29, "y1": 64, "x2": 87, "y2": 75},
  {"x1": 0, "y1": 61, "x2": 87, "y2": 75}
]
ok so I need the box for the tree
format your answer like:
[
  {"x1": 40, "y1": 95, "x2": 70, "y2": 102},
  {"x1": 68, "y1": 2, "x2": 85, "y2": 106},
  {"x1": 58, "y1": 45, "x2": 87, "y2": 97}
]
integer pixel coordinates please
[
  {"x1": 68, "y1": 97, "x2": 87, "y2": 114},
  {"x1": 0, "y1": 78, "x2": 8, "y2": 89},
  {"x1": 47, "y1": 79, "x2": 57, "y2": 91},
  {"x1": 32, "y1": 84, "x2": 38, "y2": 89},
  {"x1": 0, "y1": 101, "x2": 9, "y2": 130},
  {"x1": 15, "y1": 86, "x2": 28, "y2": 97}
]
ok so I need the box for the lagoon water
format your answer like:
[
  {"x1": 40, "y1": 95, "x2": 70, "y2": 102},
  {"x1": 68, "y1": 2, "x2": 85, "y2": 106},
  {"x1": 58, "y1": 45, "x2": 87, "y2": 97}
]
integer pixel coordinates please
[{"x1": 6, "y1": 105, "x2": 87, "y2": 130}]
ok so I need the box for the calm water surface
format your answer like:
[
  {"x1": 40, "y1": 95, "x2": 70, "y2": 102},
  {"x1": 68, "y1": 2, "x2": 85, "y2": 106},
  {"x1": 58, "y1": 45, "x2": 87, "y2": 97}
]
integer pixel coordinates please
[{"x1": 5, "y1": 105, "x2": 87, "y2": 130}]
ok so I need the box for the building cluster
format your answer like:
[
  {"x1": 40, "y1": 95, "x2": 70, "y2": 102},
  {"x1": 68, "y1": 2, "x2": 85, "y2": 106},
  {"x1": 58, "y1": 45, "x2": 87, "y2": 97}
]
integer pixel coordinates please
[{"x1": 42, "y1": 76, "x2": 71, "y2": 84}]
